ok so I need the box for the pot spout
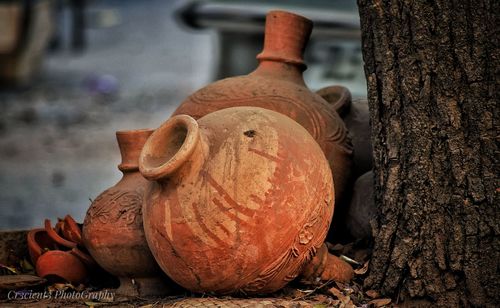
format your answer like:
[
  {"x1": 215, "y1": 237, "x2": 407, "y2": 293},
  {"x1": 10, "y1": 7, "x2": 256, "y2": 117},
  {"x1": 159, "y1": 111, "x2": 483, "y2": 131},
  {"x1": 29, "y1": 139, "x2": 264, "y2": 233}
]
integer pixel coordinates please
[{"x1": 139, "y1": 114, "x2": 201, "y2": 182}]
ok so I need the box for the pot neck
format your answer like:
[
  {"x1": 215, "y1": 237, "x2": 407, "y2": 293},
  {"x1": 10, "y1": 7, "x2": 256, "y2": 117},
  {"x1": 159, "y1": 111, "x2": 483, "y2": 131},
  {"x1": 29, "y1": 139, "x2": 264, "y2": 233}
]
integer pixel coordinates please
[
  {"x1": 252, "y1": 61, "x2": 307, "y2": 86},
  {"x1": 251, "y1": 10, "x2": 312, "y2": 86},
  {"x1": 139, "y1": 115, "x2": 206, "y2": 184},
  {"x1": 117, "y1": 129, "x2": 154, "y2": 173}
]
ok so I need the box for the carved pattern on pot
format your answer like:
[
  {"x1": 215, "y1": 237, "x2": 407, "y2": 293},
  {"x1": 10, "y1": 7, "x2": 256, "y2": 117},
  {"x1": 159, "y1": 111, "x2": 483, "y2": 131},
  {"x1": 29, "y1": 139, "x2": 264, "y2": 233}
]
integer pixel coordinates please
[
  {"x1": 187, "y1": 85, "x2": 354, "y2": 156},
  {"x1": 85, "y1": 188, "x2": 143, "y2": 226}
]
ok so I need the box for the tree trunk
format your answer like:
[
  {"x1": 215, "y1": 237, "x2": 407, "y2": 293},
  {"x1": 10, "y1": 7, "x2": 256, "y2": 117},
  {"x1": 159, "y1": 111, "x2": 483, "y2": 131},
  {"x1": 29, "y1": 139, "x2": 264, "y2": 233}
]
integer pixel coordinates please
[{"x1": 357, "y1": 0, "x2": 499, "y2": 306}]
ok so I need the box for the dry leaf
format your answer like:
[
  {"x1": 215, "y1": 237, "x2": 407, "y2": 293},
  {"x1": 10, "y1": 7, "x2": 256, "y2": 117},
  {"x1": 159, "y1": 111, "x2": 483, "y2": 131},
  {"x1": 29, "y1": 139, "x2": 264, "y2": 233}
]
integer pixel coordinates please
[
  {"x1": 344, "y1": 300, "x2": 356, "y2": 308},
  {"x1": 354, "y1": 261, "x2": 370, "y2": 275},
  {"x1": 47, "y1": 283, "x2": 75, "y2": 292},
  {"x1": 365, "y1": 289, "x2": 380, "y2": 299},
  {"x1": 330, "y1": 299, "x2": 340, "y2": 306},
  {"x1": 328, "y1": 286, "x2": 344, "y2": 299},
  {"x1": 328, "y1": 287, "x2": 350, "y2": 305},
  {"x1": 85, "y1": 302, "x2": 103, "y2": 307},
  {"x1": 368, "y1": 298, "x2": 392, "y2": 307},
  {"x1": 341, "y1": 296, "x2": 352, "y2": 306},
  {"x1": 335, "y1": 281, "x2": 348, "y2": 290},
  {"x1": 312, "y1": 294, "x2": 329, "y2": 303},
  {"x1": 0, "y1": 263, "x2": 19, "y2": 274},
  {"x1": 20, "y1": 258, "x2": 34, "y2": 272},
  {"x1": 340, "y1": 255, "x2": 361, "y2": 266}
]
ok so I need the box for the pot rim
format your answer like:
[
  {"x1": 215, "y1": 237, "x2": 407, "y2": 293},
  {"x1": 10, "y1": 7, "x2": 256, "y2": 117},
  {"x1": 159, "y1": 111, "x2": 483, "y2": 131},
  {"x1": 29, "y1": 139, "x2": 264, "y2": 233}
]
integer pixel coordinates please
[{"x1": 139, "y1": 115, "x2": 200, "y2": 181}]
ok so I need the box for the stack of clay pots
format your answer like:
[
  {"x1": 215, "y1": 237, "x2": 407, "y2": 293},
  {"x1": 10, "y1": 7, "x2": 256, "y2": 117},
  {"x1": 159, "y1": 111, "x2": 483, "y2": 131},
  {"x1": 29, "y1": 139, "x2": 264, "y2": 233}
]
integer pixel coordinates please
[{"x1": 81, "y1": 10, "x2": 362, "y2": 296}]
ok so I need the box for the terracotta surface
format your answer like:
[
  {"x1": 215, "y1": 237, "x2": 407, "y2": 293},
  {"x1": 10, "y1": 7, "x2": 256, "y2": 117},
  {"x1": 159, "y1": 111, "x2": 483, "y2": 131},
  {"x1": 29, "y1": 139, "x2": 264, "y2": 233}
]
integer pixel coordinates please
[
  {"x1": 27, "y1": 227, "x2": 88, "y2": 284},
  {"x1": 139, "y1": 107, "x2": 334, "y2": 294},
  {"x1": 61, "y1": 215, "x2": 83, "y2": 245},
  {"x1": 35, "y1": 250, "x2": 88, "y2": 284},
  {"x1": 27, "y1": 228, "x2": 57, "y2": 264},
  {"x1": 172, "y1": 10, "x2": 353, "y2": 204},
  {"x1": 82, "y1": 128, "x2": 171, "y2": 296}
]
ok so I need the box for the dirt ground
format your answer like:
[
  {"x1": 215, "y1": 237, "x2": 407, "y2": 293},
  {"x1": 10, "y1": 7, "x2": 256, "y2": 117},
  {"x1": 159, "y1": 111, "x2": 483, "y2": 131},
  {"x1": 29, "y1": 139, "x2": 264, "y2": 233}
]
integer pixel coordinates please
[{"x1": 0, "y1": 0, "x2": 214, "y2": 230}]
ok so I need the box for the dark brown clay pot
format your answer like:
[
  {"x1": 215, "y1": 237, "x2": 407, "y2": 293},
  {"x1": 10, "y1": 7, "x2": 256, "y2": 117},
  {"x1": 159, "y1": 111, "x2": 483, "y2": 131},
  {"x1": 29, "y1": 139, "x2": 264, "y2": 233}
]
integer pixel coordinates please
[
  {"x1": 139, "y1": 107, "x2": 335, "y2": 294},
  {"x1": 315, "y1": 85, "x2": 352, "y2": 118},
  {"x1": 172, "y1": 10, "x2": 353, "y2": 205},
  {"x1": 317, "y1": 90, "x2": 373, "y2": 180},
  {"x1": 82, "y1": 129, "x2": 171, "y2": 296},
  {"x1": 345, "y1": 171, "x2": 375, "y2": 241}
]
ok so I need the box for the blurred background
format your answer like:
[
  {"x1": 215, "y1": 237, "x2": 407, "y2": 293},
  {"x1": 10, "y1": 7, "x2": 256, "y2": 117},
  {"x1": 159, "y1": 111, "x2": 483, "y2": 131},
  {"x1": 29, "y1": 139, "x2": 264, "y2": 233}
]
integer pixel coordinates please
[{"x1": 0, "y1": 0, "x2": 365, "y2": 230}]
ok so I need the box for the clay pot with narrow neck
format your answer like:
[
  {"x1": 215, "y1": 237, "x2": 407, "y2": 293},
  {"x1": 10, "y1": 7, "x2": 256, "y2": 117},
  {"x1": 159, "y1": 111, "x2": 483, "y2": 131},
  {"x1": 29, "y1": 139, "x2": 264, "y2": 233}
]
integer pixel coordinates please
[
  {"x1": 173, "y1": 10, "x2": 353, "y2": 205},
  {"x1": 82, "y1": 129, "x2": 171, "y2": 296},
  {"x1": 139, "y1": 107, "x2": 352, "y2": 294}
]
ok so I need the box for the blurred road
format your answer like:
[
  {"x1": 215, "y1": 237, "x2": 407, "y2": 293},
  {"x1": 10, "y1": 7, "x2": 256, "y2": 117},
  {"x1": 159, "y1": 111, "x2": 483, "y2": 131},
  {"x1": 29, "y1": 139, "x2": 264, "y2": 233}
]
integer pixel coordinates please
[{"x1": 0, "y1": 0, "x2": 214, "y2": 229}]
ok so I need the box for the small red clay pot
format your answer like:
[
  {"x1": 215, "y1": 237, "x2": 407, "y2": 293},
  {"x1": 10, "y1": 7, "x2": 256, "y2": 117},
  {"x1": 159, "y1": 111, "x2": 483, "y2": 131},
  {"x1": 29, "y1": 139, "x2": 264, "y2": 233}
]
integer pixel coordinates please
[
  {"x1": 139, "y1": 107, "x2": 335, "y2": 294},
  {"x1": 82, "y1": 128, "x2": 171, "y2": 296},
  {"x1": 35, "y1": 250, "x2": 88, "y2": 284},
  {"x1": 27, "y1": 228, "x2": 88, "y2": 284},
  {"x1": 172, "y1": 10, "x2": 353, "y2": 206}
]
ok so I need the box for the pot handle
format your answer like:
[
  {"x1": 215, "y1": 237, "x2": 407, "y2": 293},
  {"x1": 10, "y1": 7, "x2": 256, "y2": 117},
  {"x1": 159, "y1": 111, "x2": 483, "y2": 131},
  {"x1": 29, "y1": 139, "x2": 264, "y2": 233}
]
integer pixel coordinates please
[{"x1": 316, "y1": 85, "x2": 352, "y2": 118}]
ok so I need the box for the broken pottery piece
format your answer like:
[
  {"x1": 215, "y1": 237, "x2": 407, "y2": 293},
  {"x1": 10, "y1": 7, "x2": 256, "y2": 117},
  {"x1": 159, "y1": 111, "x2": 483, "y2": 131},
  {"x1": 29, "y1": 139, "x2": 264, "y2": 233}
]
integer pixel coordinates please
[
  {"x1": 139, "y1": 107, "x2": 335, "y2": 294},
  {"x1": 173, "y1": 10, "x2": 353, "y2": 206},
  {"x1": 27, "y1": 227, "x2": 88, "y2": 284},
  {"x1": 27, "y1": 228, "x2": 57, "y2": 263},
  {"x1": 60, "y1": 215, "x2": 83, "y2": 245},
  {"x1": 82, "y1": 128, "x2": 172, "y2": 297},
  {"x1": 35, "y1": 250, "x2": 88, "y2": 284}
]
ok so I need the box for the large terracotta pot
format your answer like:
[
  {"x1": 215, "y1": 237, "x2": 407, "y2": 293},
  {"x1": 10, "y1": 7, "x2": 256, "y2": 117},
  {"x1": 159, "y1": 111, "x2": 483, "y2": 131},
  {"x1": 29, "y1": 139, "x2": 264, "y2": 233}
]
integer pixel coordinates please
[
  {"x1": 172, "y1": 10, "x2": 353, "y2": 204},
  {"x1": 82, "y1": 129, "x2": 171, "y2": 296},
  {"x1": 139, "y1": 107, "x2": 335, "y2": 294}
]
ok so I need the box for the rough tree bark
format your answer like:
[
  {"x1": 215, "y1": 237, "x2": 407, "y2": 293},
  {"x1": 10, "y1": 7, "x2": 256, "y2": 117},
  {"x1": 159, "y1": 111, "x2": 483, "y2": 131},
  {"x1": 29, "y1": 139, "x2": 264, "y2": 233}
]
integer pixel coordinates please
[{"x1": 357, "y1": 0, "x2": 499, "y2": 306}]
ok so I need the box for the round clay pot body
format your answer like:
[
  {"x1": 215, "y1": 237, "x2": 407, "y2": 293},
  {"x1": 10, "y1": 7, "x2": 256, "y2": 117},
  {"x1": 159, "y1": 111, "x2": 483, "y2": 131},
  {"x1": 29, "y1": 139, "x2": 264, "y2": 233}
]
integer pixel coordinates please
[
  {"x1": 139, "y1": 107, "x2": 334, "y2": 294},
  {"x1": 172, "y1": 11, "x2": 352, "y2": 203},
  {"x1": 82, "y1": 129, "x2": 168, "y2": 296}
]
